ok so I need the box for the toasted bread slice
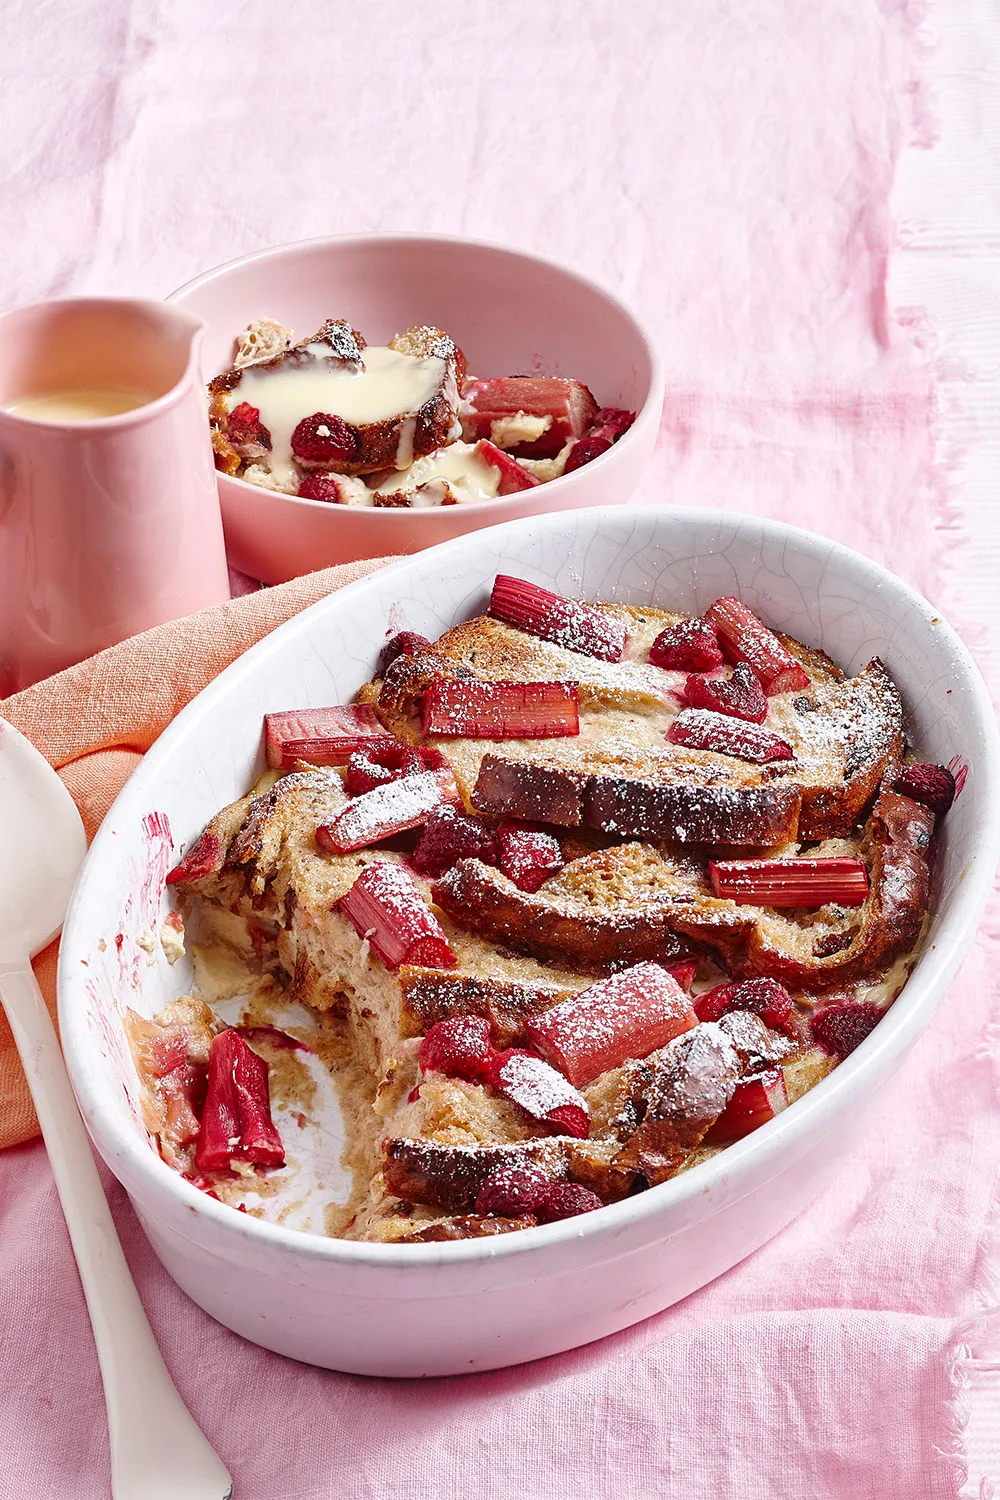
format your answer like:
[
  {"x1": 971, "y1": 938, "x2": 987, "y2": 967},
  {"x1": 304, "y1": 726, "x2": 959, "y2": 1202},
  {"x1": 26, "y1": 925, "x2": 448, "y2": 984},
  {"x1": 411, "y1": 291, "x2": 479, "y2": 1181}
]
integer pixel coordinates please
[
  {"x1": 209, "y1": 320, "x2": 466, "y2": 480},
  {"x1": 433, "y1": 784, "x2": 931, "y2": 989},
  {"x1": 361, "y1": 607, "x2": 901, "y2": 844}
]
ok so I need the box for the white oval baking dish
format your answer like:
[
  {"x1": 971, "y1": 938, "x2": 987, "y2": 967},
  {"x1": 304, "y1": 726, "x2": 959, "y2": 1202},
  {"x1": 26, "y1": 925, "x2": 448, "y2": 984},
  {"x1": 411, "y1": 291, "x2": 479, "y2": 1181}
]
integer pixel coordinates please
[{"x1": 57, "y1": 506, "x2": 1000, "y2": 1377}]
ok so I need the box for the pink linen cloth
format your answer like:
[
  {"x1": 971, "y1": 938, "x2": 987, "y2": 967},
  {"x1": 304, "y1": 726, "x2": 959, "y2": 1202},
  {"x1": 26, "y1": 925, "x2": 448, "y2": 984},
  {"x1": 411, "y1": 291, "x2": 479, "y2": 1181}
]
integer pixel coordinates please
[{"x1": 2, "y1": 1, "x2": 998, "y2": 1496}]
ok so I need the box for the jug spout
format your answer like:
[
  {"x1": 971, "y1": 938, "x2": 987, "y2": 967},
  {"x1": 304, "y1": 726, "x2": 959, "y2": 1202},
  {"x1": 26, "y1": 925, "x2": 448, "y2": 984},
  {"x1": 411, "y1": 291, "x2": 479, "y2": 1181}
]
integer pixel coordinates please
[{"x1": 0, "y1": 298, "x2": 207, "y2": 418}]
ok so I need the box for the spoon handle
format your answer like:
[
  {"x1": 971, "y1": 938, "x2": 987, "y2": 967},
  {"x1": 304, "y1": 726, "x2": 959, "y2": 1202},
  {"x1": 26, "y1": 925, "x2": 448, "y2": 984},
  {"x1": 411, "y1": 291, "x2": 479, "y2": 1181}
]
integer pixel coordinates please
[{"x1": 0, "y1": 962, "x2": 233, "y2": 1500}]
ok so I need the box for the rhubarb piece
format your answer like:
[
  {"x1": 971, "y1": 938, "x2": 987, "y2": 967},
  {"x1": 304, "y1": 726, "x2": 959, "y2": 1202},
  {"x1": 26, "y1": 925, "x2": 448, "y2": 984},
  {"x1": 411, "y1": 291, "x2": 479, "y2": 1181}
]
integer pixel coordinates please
[
  {"x1": 195, "y1": 1029, "x2": 284, "y2": 1173},
  {"x1": 344, "y1": 742, "x2": 431, "y2": 795},
  {"x1": 526, "y1": 962, "x2": 697, "y2": 1088},
  {"x1": 165, "y1": 828, "x2": 222, "y2": 885},
  {"x1": 667, "y1": 959, "x2": 699, "y2": 993},
  {"x1": 496, "y1": 821, "x2": 563, "y2": 893},
  {"x1": 377, "y1": 630, "x2": 432, "y2": 675},
  {"x1": 534, "y1": 1182, "x2": 603, "y2": 1222},
  {"x1": 411, "y1": 804, "x2": 499, "y2": 878},
  {"x1": 706, "y1": 597, "x2": 811, "y2": 695},
  {"x1": 563, "y1": 435, "x2": 612, "y2": 473},
  {"x1": 316, "y1": 768, "x2": 459, "y2": 854},
  {"x1": 708, "y1": 856, "x2": 870, "y2": 907},
  {"x1": 685, "y1": 663, "x2": 768, "y2": 723},
  {"x1": 234, "y1": 1024, "x2": 311, "y2": 1054},
  {"x1": 892, "y1": 762, "x2": 956, "y2": 818},
  {"x1": 705, "y1": 1067, "x2": 789, "y2": 1143},
  {"x1": 668, "y1": 708, "x2": 793, "y2": 763},
  {"x1": 476, "y1": 440, "x2": 540, "y2": 495},
  {"x1": 290, "y1": 412, "x2": 359, "y2": 463},
  {"x1": 587, "y1": 407, "x2": 636, "y2": 443},
  {"x1": 489, "y1": 574, "x2": 628, "y2": 661},
  {"x1": 264, "y1": 704, "x2": 396, "y2": 768},
  {"x1": 422, "y1": 678, "x2": 580, "y2": 739},
  {"x1": 649, "y1": 617, "x2": 724, "y2": 672},
  {"x1": 811, "y1": 1000, "x2": 883, "y2": 1058},
  {"x1": 461, "y1": 376, "x2": 598, "y2": 457},
  {"x1": 474, "y1": 1162, "x2": 552, "y2": 1217},
  {"x1": 338, "y1": 861, "x2": 456, "y2": 970},
  {"x1": 297, "y1": 473, "x2": 349, "y2": 503},
  {"x1": 494, "y1": 1050, "x2": 591, "y2": 1139},
  {"x1": 419, "y1": 1015, "x2": 496, "y2": 1084}
]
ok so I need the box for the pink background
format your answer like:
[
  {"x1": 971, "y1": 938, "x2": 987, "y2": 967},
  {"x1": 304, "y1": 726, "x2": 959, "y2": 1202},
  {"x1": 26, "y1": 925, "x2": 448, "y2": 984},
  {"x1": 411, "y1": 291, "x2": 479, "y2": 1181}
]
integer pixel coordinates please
[{"x1": 2, "y1": 0, "x2": 998, "y2": 1495}]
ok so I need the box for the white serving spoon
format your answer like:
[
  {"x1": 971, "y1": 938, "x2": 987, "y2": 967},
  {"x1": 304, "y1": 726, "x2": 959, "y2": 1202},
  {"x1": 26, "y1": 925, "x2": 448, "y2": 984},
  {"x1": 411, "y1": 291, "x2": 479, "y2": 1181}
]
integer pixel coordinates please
[{"x1": 0, "y1": 719, "x2": 232, "y2": 1500}]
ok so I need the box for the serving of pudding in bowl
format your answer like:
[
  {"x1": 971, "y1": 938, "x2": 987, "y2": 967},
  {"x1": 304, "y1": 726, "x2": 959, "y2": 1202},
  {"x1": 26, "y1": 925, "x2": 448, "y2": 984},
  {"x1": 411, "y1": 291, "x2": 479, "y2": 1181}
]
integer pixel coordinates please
[{"x1": 170, "y1": 235, "x2": 663, "y2": 581}]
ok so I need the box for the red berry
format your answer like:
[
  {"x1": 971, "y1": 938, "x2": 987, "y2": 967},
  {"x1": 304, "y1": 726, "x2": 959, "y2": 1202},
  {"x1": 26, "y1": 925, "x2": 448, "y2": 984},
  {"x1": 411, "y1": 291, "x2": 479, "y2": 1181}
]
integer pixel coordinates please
[
  {"x1": 378, "y1": 631, "x2": 432, "y2": 674},
  {"x1": 564, "y1": 435, "x2": 613, "y2": 474},
  {"x1": 685, "y1": 662, "x2": 768, "y2": 723},
  {"x1": 474, "y1": 1163, "x2": 551, "y2": 1217},
  {"x1": 587, "y1": 407, "x2": 636, "y2": 443},
  {"x1": 534, "y1": 1182, "x2": 603, "y2": 1223},
  {"x1": 496, "y1": 821, "x2": 563, "y2": 892},
  {"x1": 298, "y1": 473, "x2": 347, "y2": 503},
  {"x1": 729, "y1": 978, "x2": 797, "y2": 1036},
  {"x1": 228, "y1": 401, "x2": 271, "y2": 449},
  {"x1": 693, "y1": 982, "x2": 737, "y2": 1023},
  {"x1": 892, "y1": 763, "x2": 956, "y2": 818},
  {"x1": 411, "y1": 804, "x2": 499, "y2": 877},
  {"x1": 291, "y1": 412, "x2": 358, "y2": 463},
  {"x1": 649, "y1": 617, "x2": 724, "y2": 672},
  {"x1": 419, "y1": 1015, "x2": 497, "y2": 1083},
  {"x1": 811, "y1": 1001, "x2": 883, "y2": 1058},
  {"x1": 693, "y1": 977, "x2": 797, "y2": 1037}
]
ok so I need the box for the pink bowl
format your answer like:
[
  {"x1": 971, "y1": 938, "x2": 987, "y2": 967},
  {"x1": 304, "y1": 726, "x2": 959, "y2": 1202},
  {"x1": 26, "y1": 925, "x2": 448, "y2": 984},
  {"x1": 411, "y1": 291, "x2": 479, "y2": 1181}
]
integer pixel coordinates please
[{"x1": 170, "y1": 235, "x2": 663, "y2": 583}]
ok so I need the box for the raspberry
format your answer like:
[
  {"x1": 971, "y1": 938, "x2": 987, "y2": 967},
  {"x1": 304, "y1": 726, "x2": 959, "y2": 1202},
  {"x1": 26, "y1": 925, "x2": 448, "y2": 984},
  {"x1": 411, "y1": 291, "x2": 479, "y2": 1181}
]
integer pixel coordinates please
[
  {"x1": 419, "y1": 1015, "x2": 497, "y2": 1083},
  {"x1": 534, "y1": 1182, "x2": 603, "y2": 1223},
  {"x1": 685, "y1": 662, "x2": 768, "y2": 723},
  {"x1": 587, "y1": 407, "x2": 636, "y2": 443},
  {"x1": 411, "y1": 804, "x2": 498, "y2": 878},
  {"x1": 290, "y1": 412, "x2": 358, "y2": 463},
  {"x1": 563, "y1": 435, "x2": 613, "y2": 474},
  {"x1": 694, "y1": 977, "x2": 797, "y2": 1037},
  {"x1": 811, "y1": 1001, "x2": 883, "y2": 1058},
  {"x1": 496, "y1": 821, "x2": 563, "y2": 892},
  {"x1": 227, "y1": 401, "x2": 271, "y2": 449},
  {"x1": 729, "y1": 978, "x2": 796, "y2": 1036},
  {"x1": 297, "y1": 473, "x2": 346, "y2": 503},
  {"x1": 474, "y1": 1163, "x2": 551, "y2": 1217},
  {"x1": 649, "y1": 617, "x2": 724, "y2": 672},
  {"x1": 378, "y1": 631, "x2": 432, "y2": 675},
  {"x1": 892, "y1": 763, "x2": 956, "y2": 818}
]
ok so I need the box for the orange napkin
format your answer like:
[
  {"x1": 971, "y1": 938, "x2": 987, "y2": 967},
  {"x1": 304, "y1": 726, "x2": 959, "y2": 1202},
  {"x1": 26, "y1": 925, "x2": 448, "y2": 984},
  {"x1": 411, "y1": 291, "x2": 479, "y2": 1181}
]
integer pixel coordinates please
[{"x1": 0, "y1": 557, "x2": 392, "y2": 1149}]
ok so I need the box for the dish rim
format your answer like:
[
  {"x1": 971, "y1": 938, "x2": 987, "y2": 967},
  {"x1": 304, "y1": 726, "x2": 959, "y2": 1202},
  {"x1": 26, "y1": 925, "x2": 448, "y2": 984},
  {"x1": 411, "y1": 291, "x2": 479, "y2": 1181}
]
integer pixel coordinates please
[
  {"x1": 58, "y1": 504, "x2": 1000, "y2": 1267},
  {"x1": 168, "y1": 230, "x2": 665, "y2": 518}
]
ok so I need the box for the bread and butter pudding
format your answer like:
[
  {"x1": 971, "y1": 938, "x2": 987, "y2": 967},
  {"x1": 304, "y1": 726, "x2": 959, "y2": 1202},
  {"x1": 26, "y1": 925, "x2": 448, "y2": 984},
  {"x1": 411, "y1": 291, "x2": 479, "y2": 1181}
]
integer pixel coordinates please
[
  {"x1": 128, "y1": 582, "x2": 960, "y2": 1242},
  {"x1": 208, "y1": 317, "x2": 635, "y2": 506}
]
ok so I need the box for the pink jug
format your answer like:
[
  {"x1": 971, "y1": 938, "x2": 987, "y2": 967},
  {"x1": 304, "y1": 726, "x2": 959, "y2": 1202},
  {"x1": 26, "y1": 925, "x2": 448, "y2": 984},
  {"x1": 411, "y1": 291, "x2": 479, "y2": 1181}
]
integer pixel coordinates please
[{"x1": 0, "y1": 298, "x2": 231, "y2": 692}]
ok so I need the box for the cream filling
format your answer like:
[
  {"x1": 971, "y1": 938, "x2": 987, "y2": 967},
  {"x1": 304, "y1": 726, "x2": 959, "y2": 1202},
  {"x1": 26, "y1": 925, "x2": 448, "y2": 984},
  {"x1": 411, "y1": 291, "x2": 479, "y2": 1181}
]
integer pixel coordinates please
[
  {"x1": 371, "y1": 440, "x2": 502, "y2": 506},
  {"x1": 231, "y1": 345, "x2": 446, "y2": 487}
]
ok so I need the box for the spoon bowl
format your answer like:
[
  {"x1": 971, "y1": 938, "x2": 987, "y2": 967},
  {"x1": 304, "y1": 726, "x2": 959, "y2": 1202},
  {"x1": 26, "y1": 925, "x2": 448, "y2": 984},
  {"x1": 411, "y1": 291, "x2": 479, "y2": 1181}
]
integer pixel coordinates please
[{"x1": 0, "y1": 719, "x2": 87, "y2": 963}]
